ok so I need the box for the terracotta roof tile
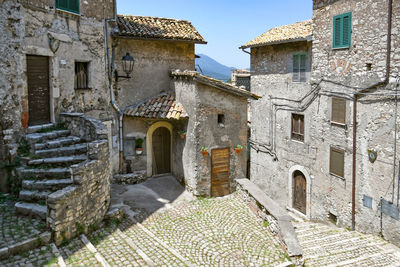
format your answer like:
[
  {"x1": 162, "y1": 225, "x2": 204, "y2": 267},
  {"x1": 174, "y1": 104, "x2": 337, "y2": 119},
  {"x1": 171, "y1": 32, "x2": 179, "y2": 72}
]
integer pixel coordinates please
[
  {"x1": 124, "y1": 92, "x2": 188, "y2": 120},
  {"x1": 241, "y1": 20, "x2": 312, "y2": 49},
  {"x1": 117, "y1": 15, "x2": 206, "y2": 43}
]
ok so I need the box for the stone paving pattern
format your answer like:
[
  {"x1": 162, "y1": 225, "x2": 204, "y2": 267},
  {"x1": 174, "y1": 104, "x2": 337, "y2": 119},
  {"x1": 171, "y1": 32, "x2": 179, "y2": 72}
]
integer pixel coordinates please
[
  {"x1": 293, "y1": 221, "x2": 400, "y2": 267},
  {"x1": 0, "y1": 200, "x2": 47, "y2": 249},
  {"x1": 2, "y1": 194, "x2": 400, "y2": 267}
]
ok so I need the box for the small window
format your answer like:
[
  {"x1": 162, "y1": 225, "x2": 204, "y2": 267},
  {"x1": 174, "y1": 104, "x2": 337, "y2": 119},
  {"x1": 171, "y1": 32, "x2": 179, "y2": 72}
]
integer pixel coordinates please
[
  {"x1": 363, "y1": 195, "x2": 373, "y2": 209},
  {"x1": 217, "y1": 114, "x2": 225, "y2": 127},
  {"x1": 291, "y1": 114, "x2": 304, "y2": 142},
  {"x1": 331, "y1": 98, "x2": 346, "y2": 124},
  {"x1": 56, "y1": 0, "x2": 79, "y2": 14},
  {"x1": 333, "y1": 12, "x2": 352, "y2": 49},
  {"x1": 293, "y1": 53, "x2": 307, "y2": 82},
  {"x1": 330, "y1": 147, "x2": 345, "y2": 177},
  {"x1": 75, "y1": 62, "x2": 89, "y2": 89}
]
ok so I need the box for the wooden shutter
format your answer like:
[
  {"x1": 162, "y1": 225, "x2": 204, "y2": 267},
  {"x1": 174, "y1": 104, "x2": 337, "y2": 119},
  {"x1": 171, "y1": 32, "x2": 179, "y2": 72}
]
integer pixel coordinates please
[
  {"x1": 330, "y1": 147, "x2": 345, "y2": 177},
  {"x1": 300, "y1": 54, "x2": 307, "y2": 82},
  {"x1": 291, "y1": 114, "x2": 304, "y2": 142},
  {"x1": 342, "y1": 14, "x2": 351, "y2": 47},
  {"x1": 293, "y1": 54, "x2": 300, "y2": 82},
  {"x1": 333, "y1": 17, "x2": 342, "y2": 48},
  {"x1": 331, "y1": 98, "x2": 346, "y2": 124},
  {"x1": 56, "y1": 0, "x2": 79, "y2": 13}
]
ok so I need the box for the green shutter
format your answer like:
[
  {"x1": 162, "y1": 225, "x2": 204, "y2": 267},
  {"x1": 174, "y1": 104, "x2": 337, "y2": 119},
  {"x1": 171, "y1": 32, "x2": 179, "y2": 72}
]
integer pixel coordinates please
[
  {"x1": 333, "y1": 12, "x2": 352, "y2": 48},
  {"x1": 56, "y1": 0, "x2": 79, "y2": 14},
  {"x1": 300, "y1": 54, "x2": 307, "y2": 82},
  {"x1": 293, "y1": 54, "x2": 300, "y2": 82}
]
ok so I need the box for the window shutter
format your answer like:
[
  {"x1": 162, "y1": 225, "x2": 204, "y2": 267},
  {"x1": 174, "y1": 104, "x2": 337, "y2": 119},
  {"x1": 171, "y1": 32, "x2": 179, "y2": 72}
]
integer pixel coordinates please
[
  {"x1": 56, "y1": 0, "x2": 79, "y2": 13},
  {"x1": 330, "y1": 147, "x2": 345, "y2": 177},
  {"x1": 293, "y1": 55, "x2": 300, "y2": 82},
  {"x1": 333, "y1": 17, "x2": 342, "y2": 48},
  {"x1": 300, "y1": 115, "x2": 304, "y2": 134},
  {"x1": 300, "y1": 54, "x2": 307, "y2": 82},
  {"x1": 331, "y1": 98, "x2": 346, "y2": 124},
  {"x1": 342, "y1": 14, "x2": 351, "y2": 47}
]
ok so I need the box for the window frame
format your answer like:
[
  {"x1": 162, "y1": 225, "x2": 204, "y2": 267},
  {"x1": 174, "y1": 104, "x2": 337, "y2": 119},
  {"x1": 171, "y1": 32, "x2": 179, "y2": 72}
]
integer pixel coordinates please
[
  {"x1": 56, "y1": 0, "x2": 80, "y2": 14},
  {"x1": 74, "y1": 61, "x2": 90, "y2": 90},
  {"x1": 331, "y1": 97, "x2": 346, "y2": 125},
  {"x1": 292, "y1": 53, "x2": 307, "y2": 83},
  {"x1": 332, "y1": 12, "x2": 352, "y2": 49},
  {"x1": 329, "y1": 147, "x2": 345, "y2": 178},
  {"x1": 291, "y1": 113, "x2": 305, "y2": 143}
]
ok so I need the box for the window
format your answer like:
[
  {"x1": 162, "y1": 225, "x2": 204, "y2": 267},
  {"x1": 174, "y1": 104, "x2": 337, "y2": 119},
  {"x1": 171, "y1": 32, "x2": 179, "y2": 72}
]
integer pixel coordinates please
[
  {"x1": 291, "y1": 114, "x2": 304, "y2": 142},
  {"x1": 293, "y1": 53, "x2": 307, "y2": 82},
  {"x1": 217, "y1": 114, "x2": 225, "y2": 127},
  {"x1": 333, "y1": 12, "x2": 352, "y2": 49},
  {"x1": 56, "y1": 0, "x2": 80, "y2": 14},
  {"x1": 330, "y1": 147, "x2": 345, "y2": 177},
  {"x1": 75, "y1": 62, "x2": 89, "y2": 89},
  {"x1": 331, "y1": 98, "x2": 346, "y2": 124}
]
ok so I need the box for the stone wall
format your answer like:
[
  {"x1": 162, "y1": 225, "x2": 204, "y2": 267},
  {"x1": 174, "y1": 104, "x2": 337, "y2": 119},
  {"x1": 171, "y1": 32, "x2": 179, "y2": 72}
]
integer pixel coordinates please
[{"x1": 47, "y1": 115, "x2": 110, "y2": 244}]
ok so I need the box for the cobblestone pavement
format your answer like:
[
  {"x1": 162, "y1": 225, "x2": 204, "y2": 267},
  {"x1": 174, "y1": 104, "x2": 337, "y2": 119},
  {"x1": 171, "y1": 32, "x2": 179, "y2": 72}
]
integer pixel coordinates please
[
  {"x1": 3, "y1": 190, "x2": 400, "y2": 267},
  {"x1": 293, "y1": 220, "x2": 400, "y2": 267},
  {"x1": 0, "y1": 196, "x2": 48, "y2": 249}
]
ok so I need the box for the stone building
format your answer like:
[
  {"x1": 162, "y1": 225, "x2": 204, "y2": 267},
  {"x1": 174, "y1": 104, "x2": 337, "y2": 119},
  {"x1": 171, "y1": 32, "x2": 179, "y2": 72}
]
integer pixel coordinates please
[
  {"x1": 0, "y1": 0, "x2": 115, "y2": 243},
  {"x1": 244, "y1": 0, "x2": 400, "y2": 246},
  {"x1": 111, "y1": 15, "x2": 257, "y2": 196}
]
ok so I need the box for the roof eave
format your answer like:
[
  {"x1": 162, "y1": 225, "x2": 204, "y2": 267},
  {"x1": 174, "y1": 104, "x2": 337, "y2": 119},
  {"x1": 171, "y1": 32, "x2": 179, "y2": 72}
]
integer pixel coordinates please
[
  {"x1": 114, "y1": 34, "x2": 207, "y2": 44},
  {"x1": 240, "y1": 35, "x2": 312, "y2": 49}
]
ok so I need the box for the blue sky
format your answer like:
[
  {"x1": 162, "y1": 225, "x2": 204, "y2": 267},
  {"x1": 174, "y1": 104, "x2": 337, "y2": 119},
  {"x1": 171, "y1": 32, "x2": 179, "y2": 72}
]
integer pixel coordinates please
[{"x1": 117, "y1": 0, "x2": 312, "y2": 69}]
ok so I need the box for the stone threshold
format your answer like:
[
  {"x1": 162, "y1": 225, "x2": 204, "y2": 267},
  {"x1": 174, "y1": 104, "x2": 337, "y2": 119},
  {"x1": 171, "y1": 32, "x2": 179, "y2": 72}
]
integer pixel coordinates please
[{"x1": 0, "y1": 231, "x2": 52, "y2": 260}]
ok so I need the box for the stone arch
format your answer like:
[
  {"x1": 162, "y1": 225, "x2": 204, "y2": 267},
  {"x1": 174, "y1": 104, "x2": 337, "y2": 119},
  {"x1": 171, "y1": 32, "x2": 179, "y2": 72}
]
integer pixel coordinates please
[
  {"x1": 288, "y1": 165, "x2": 312, "y2": 220},
  {"x1": 146, "y1": 121, "x2": 173, "y2": 177}
]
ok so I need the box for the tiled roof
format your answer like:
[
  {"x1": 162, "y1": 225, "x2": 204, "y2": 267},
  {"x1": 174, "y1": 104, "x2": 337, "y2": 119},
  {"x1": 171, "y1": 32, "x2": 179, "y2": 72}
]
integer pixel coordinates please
[
  {"x1": 170, "y1": 70, "x2": 260, "y2": 100},
  {"x1": 241, "y1": 20, "x2": 312, "y2": 49},
  {"x1": 124, "y1": 92, "x2": 187, "y2": 120},
  {"x1": 116, "y1": 15, "x2": 207, "y2": 44}
]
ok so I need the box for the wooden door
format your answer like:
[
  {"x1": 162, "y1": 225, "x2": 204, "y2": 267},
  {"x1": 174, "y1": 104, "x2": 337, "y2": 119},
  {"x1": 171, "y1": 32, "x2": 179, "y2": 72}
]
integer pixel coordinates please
[
  {"x1": 293, "y1": 171, "x2": 307, "y2": 214},
  {"x1": 27, "y1": 55, "x2": 50, "y2": 126},
  {"x1": 211, "y1": 148, "x2": 230, "y2": 197},
  {"x1": 152, "y1": 127, "x2": 171, "y2": 175}
]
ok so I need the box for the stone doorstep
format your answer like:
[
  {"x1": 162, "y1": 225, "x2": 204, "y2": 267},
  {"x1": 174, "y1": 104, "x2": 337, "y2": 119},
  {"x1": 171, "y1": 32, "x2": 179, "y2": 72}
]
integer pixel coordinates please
[
  {"x1": 28, "y1": 155, "x2": 88, "y2": 166},
  {"x1": 34, "y1": 136, "x2": 82, "y2": 150},
  {"x1": 0, "y1": 232, "x2": 52, "y2": 260},
  {"x1": 35, "y1": 143, "x2": 88, "y2": 158},
  {"x1": 22, "y1": 179, "x2": 73, "y2": 191},
  {"x1": 15, "y1": 202, "x2": 47, "y2": 220},
  {"x1": 26, "y1": 130, "x2": 71, "y2": 143},
  {"x1": 19, "y1": 190, "x2": 52, "y2": 201},
  {"x1": 27, "y1": 124, "x2": 55, "y2": 134}
]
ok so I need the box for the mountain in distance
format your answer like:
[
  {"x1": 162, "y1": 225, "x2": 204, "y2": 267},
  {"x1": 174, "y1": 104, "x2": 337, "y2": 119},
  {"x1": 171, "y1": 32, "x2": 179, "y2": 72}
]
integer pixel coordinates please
[{"x1": 195, "y1": 54, "x2": 232, "y2": 82}]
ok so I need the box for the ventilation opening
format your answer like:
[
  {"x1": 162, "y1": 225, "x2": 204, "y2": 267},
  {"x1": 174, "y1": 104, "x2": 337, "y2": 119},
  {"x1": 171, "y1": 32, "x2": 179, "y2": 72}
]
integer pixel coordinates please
[
  {"x1": 329, "y1": 212, "x2": 337, "y2": 225},
  {"x1": 366, "y1": 63, "x2": 372, "y2": 71},
  {"x1": 218, "y1": 114, "x2": 225, "y2": 127}
]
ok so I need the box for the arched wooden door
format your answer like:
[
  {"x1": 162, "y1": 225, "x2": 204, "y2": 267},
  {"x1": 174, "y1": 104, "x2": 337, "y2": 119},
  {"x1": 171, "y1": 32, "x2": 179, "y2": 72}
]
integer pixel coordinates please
[
  {"x1": 152, "y1": 127, "x2": 171, "y2": 175},
  {"x1": 293, "y1": 171, "x2": 307, "y2": 214}
]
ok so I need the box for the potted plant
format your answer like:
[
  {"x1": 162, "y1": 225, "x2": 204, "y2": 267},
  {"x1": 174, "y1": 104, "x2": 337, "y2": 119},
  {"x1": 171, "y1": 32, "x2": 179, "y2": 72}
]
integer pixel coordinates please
[
  {"x1": 178, "y1": 131, "x2": 186, "y2": 139},
  {"x1": 235, "y1": 144, "x2": 243, "y2": 154},
  {"x1": 201, "y1": 146, "x2": 208, "y2": 157},
  {"x1": 135, "y1": 138, "x2": 144, "y2": 155}
]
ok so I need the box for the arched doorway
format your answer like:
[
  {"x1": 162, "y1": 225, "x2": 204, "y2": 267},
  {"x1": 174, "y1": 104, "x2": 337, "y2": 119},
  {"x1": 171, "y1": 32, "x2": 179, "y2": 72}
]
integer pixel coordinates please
[
  {"x1": 152, "y1": 127, "x2": 171, "y2": 175},
  {"x1": 293, "y1": 170, "x2": 307, "y2": 215}
]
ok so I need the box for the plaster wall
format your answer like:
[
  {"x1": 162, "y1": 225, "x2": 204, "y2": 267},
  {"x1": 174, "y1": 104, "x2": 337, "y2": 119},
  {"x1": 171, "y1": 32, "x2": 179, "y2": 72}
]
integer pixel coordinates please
[{"x1": 114, "y1": 39, "x2": 195, "y2": 109}]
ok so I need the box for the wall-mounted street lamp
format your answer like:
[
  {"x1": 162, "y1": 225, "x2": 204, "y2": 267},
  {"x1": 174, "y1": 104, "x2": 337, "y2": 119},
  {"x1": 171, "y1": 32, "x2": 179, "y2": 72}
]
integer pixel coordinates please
[{"x1": 115, "y1": 52, "x2": 135, "y2": 82}]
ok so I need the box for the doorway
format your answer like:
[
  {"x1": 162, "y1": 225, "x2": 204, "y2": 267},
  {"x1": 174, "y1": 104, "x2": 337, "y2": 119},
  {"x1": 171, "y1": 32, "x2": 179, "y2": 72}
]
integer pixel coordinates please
[
  {"x1": 293, "y1": 170, "x2": 307, "y2": 214},
  {"x1": 27, "y1": 55, "x2": 50, "y2": 126},
  {"x1": 211, "y1": 148, "x2": 230, "y2": 197},
  {"x1": 152, "y1": 127, "x2": 171, "y2": 175}
]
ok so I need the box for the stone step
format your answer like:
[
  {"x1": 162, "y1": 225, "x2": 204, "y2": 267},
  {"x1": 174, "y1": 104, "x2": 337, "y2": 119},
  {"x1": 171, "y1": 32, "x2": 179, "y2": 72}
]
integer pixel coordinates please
[
  {"x1": 22, "y1": 179, "x2": 73, "y2": 191},
  {"x1": 34, "y1": 136, "x2": 82, "y2": 150},
  {"x1": 26, "y1": 130, "x2": 71, "y2": 144},
  {"x1": 18, "y1": 167, "x2": 70, "y2": 180},
  {"x1": 19, "y1": 190, "x2": 52, "y2": 202},
  {"x1": 27, "y1": 123, "x2": 55, "y2": 134},
  {"x1": 15, "y1": 202, "x2": 47, "y2": 221},
  {"x1": 35, "y1": 143, "x2": 88, "y2": 158},
  {"x1": 28, "y1": 155, "x2": 87, "y2": 166}
]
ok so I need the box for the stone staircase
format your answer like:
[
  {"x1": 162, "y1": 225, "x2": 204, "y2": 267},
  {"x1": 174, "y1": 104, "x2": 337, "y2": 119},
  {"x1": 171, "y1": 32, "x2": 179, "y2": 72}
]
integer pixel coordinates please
[{"x1": 15, "y1": 123, "x2": 89, "y2": 220}]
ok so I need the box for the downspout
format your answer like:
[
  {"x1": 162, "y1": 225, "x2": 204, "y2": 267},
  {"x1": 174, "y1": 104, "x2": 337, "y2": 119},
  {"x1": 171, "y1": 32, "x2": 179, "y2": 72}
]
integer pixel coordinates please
[
  {"x1": 106, "y1": 14, "x2": 124, "y2": 173},
  {"x1": 351, "y1": 0, "x2": 392, "y2": 230}
]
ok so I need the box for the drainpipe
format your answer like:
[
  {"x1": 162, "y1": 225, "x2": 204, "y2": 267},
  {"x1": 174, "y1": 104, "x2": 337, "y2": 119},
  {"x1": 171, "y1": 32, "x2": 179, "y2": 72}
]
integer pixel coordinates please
[
  {"x1": 351, "y1": 0, "x2": 393, "y2": 230},
  {"x1": 106, "y1": 16, "x2": 124, "y2": 173}
]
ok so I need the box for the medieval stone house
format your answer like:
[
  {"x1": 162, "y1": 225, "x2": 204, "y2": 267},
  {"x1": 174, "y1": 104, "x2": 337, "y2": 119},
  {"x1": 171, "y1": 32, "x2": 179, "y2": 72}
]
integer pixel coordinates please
[
  {"x1": 111, "y1": 15, "x2": 257, "y2": 196},
  {"x1": 244, "y1": 0, "x2": 400, "y2": 246}
]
